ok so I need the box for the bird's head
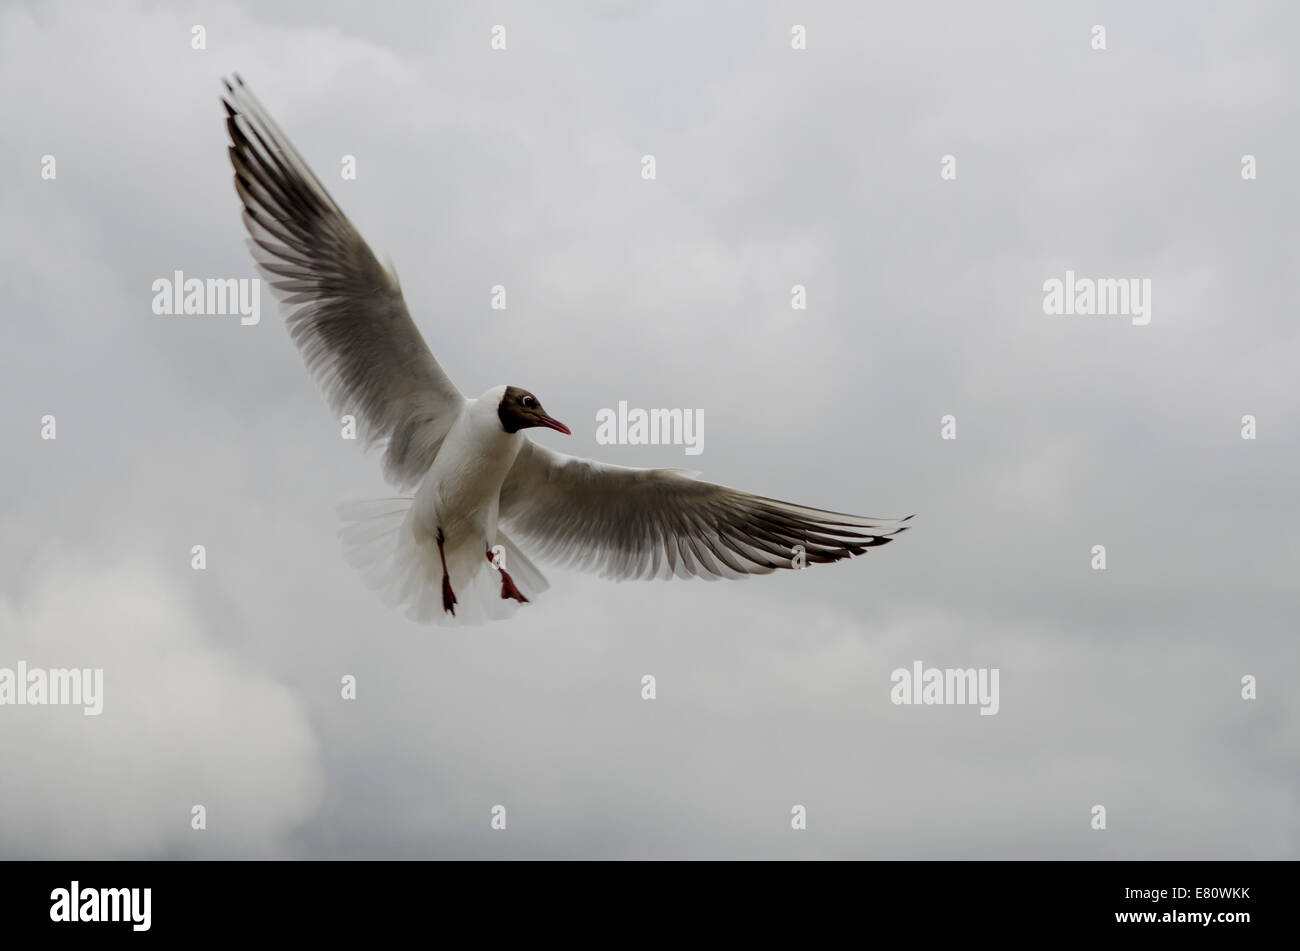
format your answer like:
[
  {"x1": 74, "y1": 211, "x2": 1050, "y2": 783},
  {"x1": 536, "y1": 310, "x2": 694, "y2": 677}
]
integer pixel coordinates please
[{"x1": 496, "y1": 385, "x2": 571, "y2": 436}]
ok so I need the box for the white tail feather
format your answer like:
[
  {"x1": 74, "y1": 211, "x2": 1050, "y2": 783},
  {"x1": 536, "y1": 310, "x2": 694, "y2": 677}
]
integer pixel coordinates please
[{"x1": 337, "y1": 498, "x2": 548, "y2": 626}]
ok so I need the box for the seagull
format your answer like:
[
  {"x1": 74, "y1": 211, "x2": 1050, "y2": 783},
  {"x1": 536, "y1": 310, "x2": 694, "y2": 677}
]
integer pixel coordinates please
[{"x1": 221, "y1": 75, "x2": 912, "y2": 625}]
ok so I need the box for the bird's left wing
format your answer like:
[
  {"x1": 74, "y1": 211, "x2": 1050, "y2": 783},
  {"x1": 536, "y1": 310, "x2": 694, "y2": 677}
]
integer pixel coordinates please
[
  {"x1": 222, "y1": 75, "x2": 465, "y2": 489},
  {"x1": 498, "y1": 440, "x2": 911, "y2": 580}
]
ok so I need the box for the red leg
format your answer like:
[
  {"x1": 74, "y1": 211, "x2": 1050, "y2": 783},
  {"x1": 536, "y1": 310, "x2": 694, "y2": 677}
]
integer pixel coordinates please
[
  {"x1": 437, "y1": 529, "x2": 456, "y2": 616},
  {"x1": 486, "y1": 545, "x2": 529, "y2": 604}
]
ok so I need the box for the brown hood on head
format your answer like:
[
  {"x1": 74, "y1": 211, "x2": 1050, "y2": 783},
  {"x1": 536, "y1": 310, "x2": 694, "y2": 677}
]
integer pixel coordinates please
[{"x1": 498, "y1": 385, "x2": 571, "y2": 435}]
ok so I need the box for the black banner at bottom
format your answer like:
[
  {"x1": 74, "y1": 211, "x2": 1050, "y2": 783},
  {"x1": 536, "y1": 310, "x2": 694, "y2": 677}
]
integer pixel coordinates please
[{"x1": 0, "y1": 859, "x2": 1274, "y2": 938}]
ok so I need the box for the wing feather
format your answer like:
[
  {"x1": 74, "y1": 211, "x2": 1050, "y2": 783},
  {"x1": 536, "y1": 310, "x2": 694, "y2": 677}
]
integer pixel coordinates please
[
  {"x1": 222, "y1": 75, "x2": 464, "y2": 488},
  {"x1": 499, "y1": 441, "x2": 911, "y2": 581}
]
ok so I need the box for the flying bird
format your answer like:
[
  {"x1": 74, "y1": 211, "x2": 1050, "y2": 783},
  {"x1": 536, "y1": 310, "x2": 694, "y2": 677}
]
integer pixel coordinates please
[{"x1": 221, "y1": 75, "x2": 911, "y2": 625}]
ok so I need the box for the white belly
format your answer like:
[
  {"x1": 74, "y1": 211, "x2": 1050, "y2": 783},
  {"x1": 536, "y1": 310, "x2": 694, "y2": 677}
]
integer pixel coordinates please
[
  {"x1": 413, "y1": 403, "x2": 522, "y2": 554},
  {"x1": 336, "y1": 394, "x2": 550, "y2": 625}
]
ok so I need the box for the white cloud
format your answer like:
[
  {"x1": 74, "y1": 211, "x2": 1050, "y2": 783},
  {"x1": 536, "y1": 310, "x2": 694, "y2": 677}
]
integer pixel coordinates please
[{"x1": 0, "y1": 555, "x2": 323, "y2": 857}]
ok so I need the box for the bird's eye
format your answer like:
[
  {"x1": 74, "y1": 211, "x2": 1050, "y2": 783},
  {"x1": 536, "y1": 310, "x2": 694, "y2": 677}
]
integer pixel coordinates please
[{"x1": 522, "y1": 395, "x2": 534, "y2": 406}]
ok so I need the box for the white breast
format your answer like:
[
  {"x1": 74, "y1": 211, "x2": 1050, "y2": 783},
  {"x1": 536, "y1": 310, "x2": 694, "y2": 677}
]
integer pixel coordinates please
[{"x1": 414, "y1": 398, "x2": 522, "y2": 538}]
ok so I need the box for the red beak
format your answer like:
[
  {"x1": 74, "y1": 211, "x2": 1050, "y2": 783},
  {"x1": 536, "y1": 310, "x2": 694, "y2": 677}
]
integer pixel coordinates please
[{"x1": 538, "y1": 414, "x2": 571, "y2": 435}]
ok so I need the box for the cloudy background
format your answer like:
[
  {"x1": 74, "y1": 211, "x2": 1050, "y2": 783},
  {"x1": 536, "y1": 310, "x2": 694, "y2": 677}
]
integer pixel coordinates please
[{"x1": 2, "y1": 0, "x2": 1297, "y2": 859}]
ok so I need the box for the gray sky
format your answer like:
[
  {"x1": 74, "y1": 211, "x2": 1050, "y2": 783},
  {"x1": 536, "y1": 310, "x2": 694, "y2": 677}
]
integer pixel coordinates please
[{"x1": 1, "y1": 0, "x2": 1297, "y2": 858}]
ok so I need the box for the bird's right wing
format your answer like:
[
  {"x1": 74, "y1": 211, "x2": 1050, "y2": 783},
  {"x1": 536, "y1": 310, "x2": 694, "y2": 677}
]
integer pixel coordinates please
[
  {"x1": 222, "y1": 75, "x2": 465, "y2": 489},
  {"x1": 498, "y1": 440, "x2": 912, "y2": 580}
]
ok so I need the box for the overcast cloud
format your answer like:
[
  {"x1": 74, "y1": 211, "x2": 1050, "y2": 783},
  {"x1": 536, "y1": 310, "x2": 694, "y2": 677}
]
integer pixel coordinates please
[{"x1": 1, "y1": 0, "x2": 1297, "y2": 858}]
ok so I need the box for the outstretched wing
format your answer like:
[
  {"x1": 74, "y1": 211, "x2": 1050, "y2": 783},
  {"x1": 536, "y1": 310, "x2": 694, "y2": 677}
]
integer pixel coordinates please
[
  {"x1": 222, "y1": 74, "x2": 464, "y2": 488},
  {"x1": 498, "y1": 440, "x2": 912, "y2": 580}
]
